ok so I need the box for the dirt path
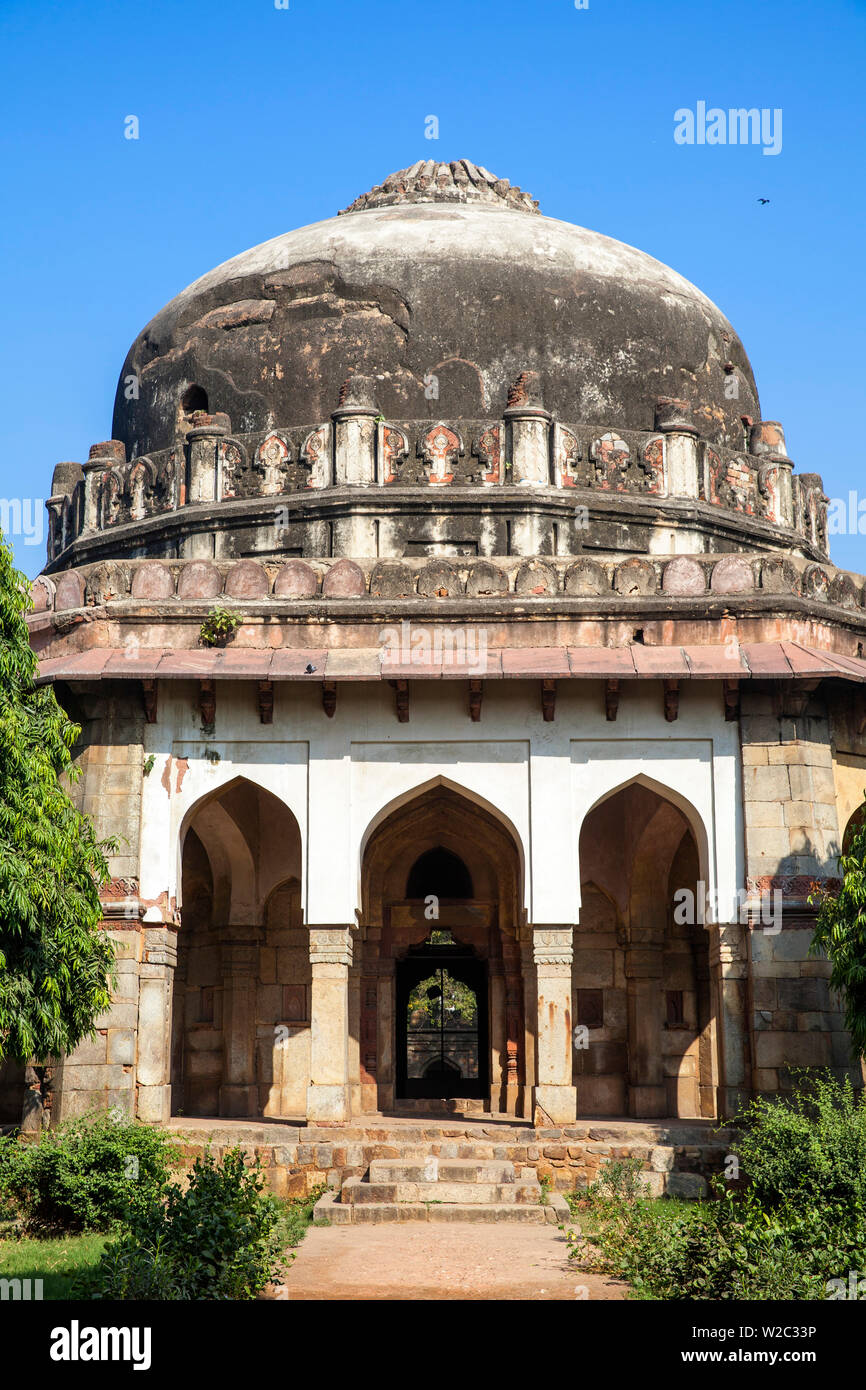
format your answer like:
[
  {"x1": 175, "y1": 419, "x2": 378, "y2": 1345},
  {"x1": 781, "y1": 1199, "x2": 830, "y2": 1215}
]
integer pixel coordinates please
[{"x1": 281, "y1": 1223, "x2": 628, "y2": 1301}]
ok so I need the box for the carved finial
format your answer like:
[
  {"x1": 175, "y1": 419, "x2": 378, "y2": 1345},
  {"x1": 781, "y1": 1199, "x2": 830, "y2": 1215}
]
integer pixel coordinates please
[
  {"x1": 340, "y1": 160, "x2": 541, "y2": 216},
  {"x1": 506, "y1": 371, "x2": 544, "y2": 411},
  {"x1": 336, "y1": 373, "x2": 379, "y2": 413}
]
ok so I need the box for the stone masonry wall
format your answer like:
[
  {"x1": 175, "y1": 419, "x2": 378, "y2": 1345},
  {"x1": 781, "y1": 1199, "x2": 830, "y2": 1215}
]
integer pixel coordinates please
[{"x1": 740, "y1": 691, "x2": 855, "y2": 1095}]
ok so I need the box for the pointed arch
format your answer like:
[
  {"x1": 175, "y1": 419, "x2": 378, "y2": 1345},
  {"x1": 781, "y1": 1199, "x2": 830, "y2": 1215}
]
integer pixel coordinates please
[
  {"x1": 358, "y1": 773, "x2": 527, "y2": 903},
  {"x1": 577, "y1": 771, "x2": 711, "y2": 912}
]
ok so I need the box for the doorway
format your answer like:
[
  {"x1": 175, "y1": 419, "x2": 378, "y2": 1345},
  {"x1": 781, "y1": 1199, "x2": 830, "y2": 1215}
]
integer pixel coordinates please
[{"x1": 396, "y1": 935, "x2": 488, "y2": 1100}]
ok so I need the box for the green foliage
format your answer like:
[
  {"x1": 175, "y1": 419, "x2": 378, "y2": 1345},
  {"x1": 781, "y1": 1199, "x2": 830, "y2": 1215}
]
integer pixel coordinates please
[
  {"x1": 810, "y1": 810, "x2": 866, "y2": 1057},
  {"x1": 199, "y1": 606, "x2": 242, "y2": 647},
  {"x1": 407, "y1": 969, "x2": 477, "y2": 1025},
  {"x1": 566, "y1": 1073, "x2": 866, "y2": 1300},
  {"x1": 0, "y1": 538, "x2": 116, "y2": 1063},
  {"x1": 0, "y1": 1110, "x2": 180, "y2": 1232},
  {"x1": 731, "y1": 1071, "x2": 866, "y2": 1210},
  {"x1": 80, "y1": 1147, "x2": 283, "y2": 1301}
]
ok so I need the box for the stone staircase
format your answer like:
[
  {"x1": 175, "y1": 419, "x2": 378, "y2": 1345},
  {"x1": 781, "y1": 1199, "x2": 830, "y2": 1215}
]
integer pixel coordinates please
[
  {"x1": 315, "y1": 1138, "x2": 570, "y2": 1225},
  {"x1": 167, "y1": 1115, "x2": 731, "y2": 1220}
]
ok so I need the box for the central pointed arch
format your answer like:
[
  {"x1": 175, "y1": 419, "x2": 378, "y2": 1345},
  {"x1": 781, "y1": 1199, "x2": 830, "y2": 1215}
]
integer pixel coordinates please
[{"x1": 356, "y1": 780, "x2": 528, "y2": 1118}]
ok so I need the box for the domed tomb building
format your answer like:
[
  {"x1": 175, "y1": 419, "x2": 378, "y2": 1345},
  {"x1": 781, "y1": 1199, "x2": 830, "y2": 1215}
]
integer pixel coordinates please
[{"x1": 7, "y1": 160, "x2": 866, "y2": 1153}]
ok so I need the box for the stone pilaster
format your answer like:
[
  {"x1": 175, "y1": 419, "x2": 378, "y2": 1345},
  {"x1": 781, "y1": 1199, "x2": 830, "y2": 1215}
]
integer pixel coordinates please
[
  {"x1": 137, "y1": 926, "x2": 178, "y2": 1124},
  {"x1": 218, "y1": 934, "x2": 260, "y2": 1118},
  {"x1": 307, "y1": 927, "x2": 354, "y2": 1123},
  {"x1": 375, "y1": 960, "x2": 395, "y2": 1112},
  {"x1": 708, "y1": 920, "x2": 750, "y2": 1116},
  {"x1": 532, "y1": 927, "x2": 577, "y2": 1125},
  {"x1": 625, "y1": 942, "x2": 667, "y2": 1117},
  {"x1": 82, "y1": 440, "x2": 125, "y2": 532}
]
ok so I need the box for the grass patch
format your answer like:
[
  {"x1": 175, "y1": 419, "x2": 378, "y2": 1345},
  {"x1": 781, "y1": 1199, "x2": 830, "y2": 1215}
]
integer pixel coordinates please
[{"x1": 0, "y1": 1226, "x2": 106, "y2": 1299}]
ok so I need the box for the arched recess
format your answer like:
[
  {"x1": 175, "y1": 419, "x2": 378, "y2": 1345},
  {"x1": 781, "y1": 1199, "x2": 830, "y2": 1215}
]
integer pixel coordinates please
[
  {"x1": 357, "y1": 773, "x2": 528, "y2": 914},
  {"x1": 171, "y1": 778, "x2": 306, "y2": 1119},
  {"x1": 575, "y1": 780, "x2": 719, "y2": 1120},
  {"x1": 357, "y1": 782, "x2": 529, "y2": 1118},
  {"x1": 577, "y1": 771, "x2": 712, "y2": 907}
]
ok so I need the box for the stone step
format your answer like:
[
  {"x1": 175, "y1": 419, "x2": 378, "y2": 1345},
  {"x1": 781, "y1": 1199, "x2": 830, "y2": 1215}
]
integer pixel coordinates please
[
  {"x1": 314, "y1": 1185, "x2": 571, "y2": 1226},
  {"x1": 347, "y1": 1201, "x2": 551, "y2": 1224},
  {"x1": 342, "y1": 1177, "x2": 541, "y2": 1205},
  {"x1": 368, "y1": 1158, "x2": 516, "y2": 1184}
]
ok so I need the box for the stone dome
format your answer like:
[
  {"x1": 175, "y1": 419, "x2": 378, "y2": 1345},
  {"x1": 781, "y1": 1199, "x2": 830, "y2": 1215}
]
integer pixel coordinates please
[{"x1": 112, "y1": 160, "x2": 758, "y2": 458}]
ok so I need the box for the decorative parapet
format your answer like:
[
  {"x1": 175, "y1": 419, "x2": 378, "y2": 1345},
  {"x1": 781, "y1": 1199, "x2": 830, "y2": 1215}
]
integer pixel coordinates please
[
  {"x1": 43, "y1": 391, "x2": 828, "y2": 568},
  {"x1": 32, "y1": 551, "x2": 866, "y2": 614}
]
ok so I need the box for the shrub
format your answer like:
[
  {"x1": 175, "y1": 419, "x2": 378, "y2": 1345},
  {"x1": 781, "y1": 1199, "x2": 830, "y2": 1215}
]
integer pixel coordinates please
[
  {"x1": 81, "y1": 1147, "x2": 282, "y2": 1301},
  {"x1": 0, "y1": 1109, "x2": 180, "y2": 1232},
  {"x1": 730, "y1": 1071, "x2": 866, "y2": 1210},
  {"x1": 566, "y1": 1072, "x2": 866, "y2": 1300}
]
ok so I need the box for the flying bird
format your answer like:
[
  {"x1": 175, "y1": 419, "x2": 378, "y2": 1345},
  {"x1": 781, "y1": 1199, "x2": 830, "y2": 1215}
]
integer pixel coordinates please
[{"x1": 758, "y1": 198, "x2": 770, "y2": 205}]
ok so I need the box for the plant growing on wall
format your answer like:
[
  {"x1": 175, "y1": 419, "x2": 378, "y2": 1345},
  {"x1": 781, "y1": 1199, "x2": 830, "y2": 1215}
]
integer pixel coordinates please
[
  {"x1": 810, "y1": 809, "x2": 866, "y2": 1057},
  {"x1": 199, "y1": 606, "x2": 242, "y2": 647},
  {"x1": 0, "y1": 538, "x2": 116, "y2": 1064}
]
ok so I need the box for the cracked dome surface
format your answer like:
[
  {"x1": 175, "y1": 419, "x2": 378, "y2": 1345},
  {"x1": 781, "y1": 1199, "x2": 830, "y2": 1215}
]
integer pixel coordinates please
[{"x1": 113, "y1": 162, "x2": 759, "y2": 458}]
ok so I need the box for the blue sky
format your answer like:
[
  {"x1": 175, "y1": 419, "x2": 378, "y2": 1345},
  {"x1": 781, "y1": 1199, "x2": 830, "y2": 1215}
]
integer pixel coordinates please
[{"x1": 1, "y1": 0, "x2": 864, "y2": 576}]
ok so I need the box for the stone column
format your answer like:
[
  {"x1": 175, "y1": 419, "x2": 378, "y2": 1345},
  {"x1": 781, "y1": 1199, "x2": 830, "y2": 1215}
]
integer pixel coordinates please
[
  {"x1": 750, "y1": 421, "x2": 794, "y2": 528},
  {"x1": 307, "y1": 927, "x2": 354, "y2": 1123},
  {"x1": 532, "y1": 927, "x2": 577, "y2": 1125},
  {"x1": 521, "y1": 941, "x2": 537, "y2": 1122},
  {"x1": 375, "y1": 960, "x2": 395, "y2": 1112},
  {"x1": 219, "y1": 935, "x2": 260, "y2": 1118},
  {"x1": 332, "y1": 374, "x2": 378, "y2": 487},
  {"x1": 186, "y1": 413, "x2": 230, "y2": 505},
  {"x1": 654, "y1": 398, "x2": 700, "y2": 499},
  {"x1": 504, "y1": 371, "x2": 551, "y2": 489},
  {"x1": 137, "y1": 926, "x2": 178, "y2": 1124},
  {"x1": 625, "y1": 942, "x2": 666, "y2": 1117},
  {"x1": 709, "y1": 921, "x2": 749, "y2": 1116},
  {"x1": 348, "y1": 962, "x2": 362, "y2": 1118}
]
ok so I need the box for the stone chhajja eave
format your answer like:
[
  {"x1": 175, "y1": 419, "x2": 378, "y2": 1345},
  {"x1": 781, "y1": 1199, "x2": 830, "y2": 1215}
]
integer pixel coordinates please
[{"x1": 33, "y1": 641, "x2": 866, "y2": 686}]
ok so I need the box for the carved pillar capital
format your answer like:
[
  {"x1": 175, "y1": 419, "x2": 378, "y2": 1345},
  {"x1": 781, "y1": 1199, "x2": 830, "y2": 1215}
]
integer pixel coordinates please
[
  {"x1": 532, "y1": 926, "x2": 574, "y2": 968},
  {"x1": 309, "y1": 926, "x2": 354, "y2": 969}
]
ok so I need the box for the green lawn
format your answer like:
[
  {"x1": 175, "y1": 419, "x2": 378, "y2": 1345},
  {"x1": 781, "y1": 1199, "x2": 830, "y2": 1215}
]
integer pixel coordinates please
[
  {"x1": 0, "y1": 1186, "x2": 322, "y2": 1300},
  {"x1": 0, "y1": 1226, "x2": 106, "y2": 1299}
]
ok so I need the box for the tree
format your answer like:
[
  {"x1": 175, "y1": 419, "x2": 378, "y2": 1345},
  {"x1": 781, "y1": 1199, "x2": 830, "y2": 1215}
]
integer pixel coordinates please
[
  {"x1": 809, "y1": 806, "x2": 866, "y2": 1059},
  {"x1": 0, "y1": 538, "x2": 115, "y2": 1063}
]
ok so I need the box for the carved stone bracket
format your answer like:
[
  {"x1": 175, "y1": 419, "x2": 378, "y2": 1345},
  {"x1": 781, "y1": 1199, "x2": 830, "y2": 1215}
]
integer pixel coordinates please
[
  {"x1": 605, "y1": 678, "x2": 619, "y2": 722},
  {"x1": 541, "y1": 678, "x2": 556, "y2": 721},
  {"x1": 391, "y1": 679, "x2": 409, "y2": 722},
  {"x1": 142, "y1": 679, "x2": 158, "y2": 724},
  {"x1": 199, "y1": 678, "x2": 216, "y2": 727},
  {"x1": 663, "y1": 679, "x2": 679, "y2": 722},
  {"x1": 257, "y1": 680, "x2": 273, "y2": 724},
  {"x1": 469, "y1": 678, "x2": 483, "y2": 722}
]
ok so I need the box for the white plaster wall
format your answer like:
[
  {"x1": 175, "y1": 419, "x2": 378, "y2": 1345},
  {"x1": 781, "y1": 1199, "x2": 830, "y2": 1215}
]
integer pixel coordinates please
[{"x1": 138, "y1": 678, "x2": 741, "y2": 928}]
